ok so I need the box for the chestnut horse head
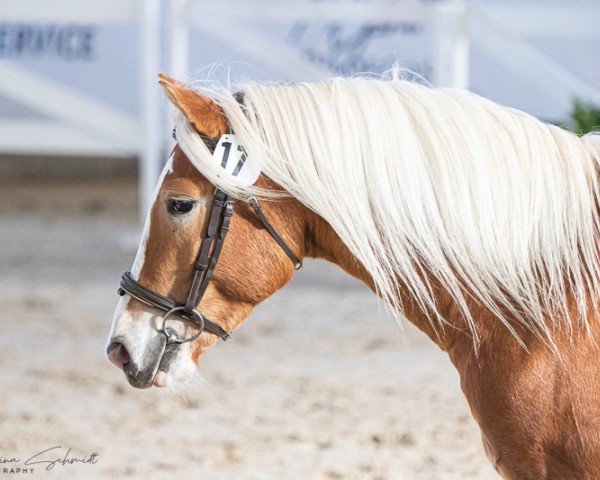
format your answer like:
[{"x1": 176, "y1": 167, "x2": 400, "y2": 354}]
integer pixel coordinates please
[{"x1": 106, "y1": 75, "x2": 309, "y2": 388}]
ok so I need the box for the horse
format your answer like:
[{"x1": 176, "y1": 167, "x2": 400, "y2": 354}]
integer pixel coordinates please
[{"x1": 106, "y1": 73, "x2": 600, "y2": 478}]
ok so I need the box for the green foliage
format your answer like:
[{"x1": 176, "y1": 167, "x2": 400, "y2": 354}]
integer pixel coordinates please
[{"x1": 570, "y1": 98, "x2": 600, "y2": 135}]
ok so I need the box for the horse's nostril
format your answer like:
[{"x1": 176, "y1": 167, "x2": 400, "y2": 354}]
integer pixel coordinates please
[{"x1": 107, "y1": 342, "x2": 131, "y2": 370}]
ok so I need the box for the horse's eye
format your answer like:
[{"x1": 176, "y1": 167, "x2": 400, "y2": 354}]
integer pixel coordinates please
[{"x1": 168, "y1": 199, "x2": 195, "y2": 215}]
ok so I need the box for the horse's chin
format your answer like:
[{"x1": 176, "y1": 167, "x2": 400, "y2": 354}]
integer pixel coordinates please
[
  {"x1": 108, "y1": 336, "x2": 197, "y2": 390},
  {"x1": 149, "y1": 342, "x2": 198, "y2": 389},
  {"x1": 152, "y1": 371, "x2": 172, "y2": 388},
  {"x1": 126, "y1": 359, "x2": 195, "y2": 390}
]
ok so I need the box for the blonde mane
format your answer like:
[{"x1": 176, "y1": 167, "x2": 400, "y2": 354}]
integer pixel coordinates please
[{"x1": 175, "y1": 77, "x2": 600, "y2": 343}]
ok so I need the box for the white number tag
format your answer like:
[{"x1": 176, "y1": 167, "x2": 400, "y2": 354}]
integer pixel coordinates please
[{"x1": 212, "y1": 134, "x2": 261, "y2": 186}]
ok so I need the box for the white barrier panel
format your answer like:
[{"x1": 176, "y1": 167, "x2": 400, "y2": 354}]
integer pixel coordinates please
[
  {"x1": 0, "y1": 0, "x2": 157, "y2": 217},
  {"x1": 0, "y1": 0, "x2": 141, "y2": 158}
]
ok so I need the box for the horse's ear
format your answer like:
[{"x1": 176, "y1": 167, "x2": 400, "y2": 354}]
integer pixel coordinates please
[{"x1": 158, "y1": 73, "x2": 228, "y2": 138}]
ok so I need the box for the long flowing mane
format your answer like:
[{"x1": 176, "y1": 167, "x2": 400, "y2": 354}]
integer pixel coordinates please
[{"x1": 175, "y1": 77, "x2": 600, "y2": 343}]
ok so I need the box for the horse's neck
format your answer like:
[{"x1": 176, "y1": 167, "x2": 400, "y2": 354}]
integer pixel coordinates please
[
  {"x1": 304, "y1": 211, "x2": 374, "y2": 287},
  {"x1": 302, "y1": 206, "x2": 463, "y2": 349}
]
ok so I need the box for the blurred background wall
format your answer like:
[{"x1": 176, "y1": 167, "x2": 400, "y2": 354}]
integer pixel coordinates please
[{"x1": 1, "y1": 0, "x2": 599, "y2": 216}]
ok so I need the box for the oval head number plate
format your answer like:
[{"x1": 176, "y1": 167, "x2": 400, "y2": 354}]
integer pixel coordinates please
[{"x1": 212, "y1": 134, "x2": 261, "y2": 186}]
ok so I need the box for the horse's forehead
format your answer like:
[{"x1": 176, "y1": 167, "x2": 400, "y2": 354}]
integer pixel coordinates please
[
  {"x1": 166, "y1": 145, "x2": 210, "y2": 184},
  {"x1": 162, "y1": 146, "x2": 212, "y2": 195}
]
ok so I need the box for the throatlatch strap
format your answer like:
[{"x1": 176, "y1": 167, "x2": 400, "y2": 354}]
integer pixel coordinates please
[{"x1": 248, "y1": 196, "x2": 302, "y2": 270}]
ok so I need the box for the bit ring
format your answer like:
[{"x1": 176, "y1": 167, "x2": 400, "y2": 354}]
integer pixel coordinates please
[{"x1": 161, "y1": 307, "x2": 205, "y2": 344}]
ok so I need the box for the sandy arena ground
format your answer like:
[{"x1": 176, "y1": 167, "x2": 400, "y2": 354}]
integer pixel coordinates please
[{"x1": 0, "y1": 175, "x2": 497, "y2": 479}]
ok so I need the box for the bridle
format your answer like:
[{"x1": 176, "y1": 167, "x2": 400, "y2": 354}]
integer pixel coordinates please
[{"x1": 118, "y1": 170, "x2": 301, "y2": 345}]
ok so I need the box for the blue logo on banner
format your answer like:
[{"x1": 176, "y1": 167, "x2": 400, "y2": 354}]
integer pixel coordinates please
[{"x1": 0, "y1": 23, "x2": 95, "y2": 61}]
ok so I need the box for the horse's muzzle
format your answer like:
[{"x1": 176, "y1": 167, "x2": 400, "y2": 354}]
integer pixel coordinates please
[{"x1": 106, "y1": 337, "x2": 166, "y2": 389}]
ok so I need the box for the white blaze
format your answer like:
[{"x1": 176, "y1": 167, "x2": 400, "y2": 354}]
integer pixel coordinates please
[
  {"x1": 106, "y1": 155, "x2": 173, "y2": 352},
  {"x1": 106, "y1": 153, "x2": 203, "y2": 386},
  {"x1": 130, "y1": 155, "x2": 174, "y2": 280}
]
